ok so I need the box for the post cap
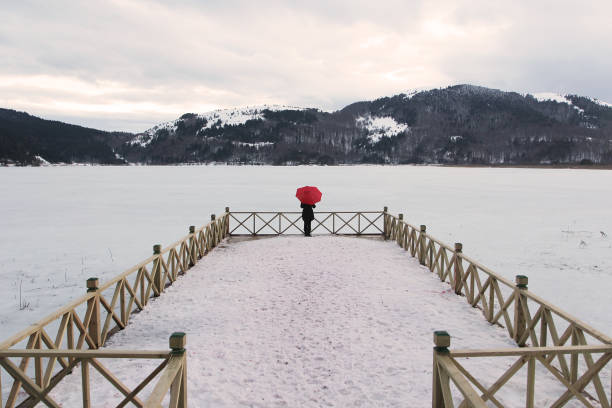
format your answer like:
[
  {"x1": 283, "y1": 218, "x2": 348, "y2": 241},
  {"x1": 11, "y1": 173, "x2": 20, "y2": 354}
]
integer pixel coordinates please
[
  {"x1": 153, "y1": 244, "x2": 161, "y2": 254},
  {"x1": 86, "y1": 277, "x2": 99, "y2": 291},
  {"x1": 169, "y1": 332, "x2": 186, "y2": 353},
  {"x1": 398, "y1": 213, "x2": 403, "y2": 220},
  {"x1": 516, "y1": 275, "x2": 528, "y2": 288},
  {"x1": 433, "y1": 331, "x2": 451, "y2": 349},
  {"x1": 454, "y1": 243, "x2": 463, "y2": 252},
  {"x1": 189, "y1": 225, "x2": 195, "y2": 233},
  {"x1": 420, "y1": 224, "x2": 426, "y2": 232},
  {"x1": 383, "y1": 206, "x2": 388, "y2": 212},
  {"x1": 211, "y1": 214, "x2": 216, "y2": 221},
  {"x1": 225, "y1": 207, "x2": 230, "y2": 213}
]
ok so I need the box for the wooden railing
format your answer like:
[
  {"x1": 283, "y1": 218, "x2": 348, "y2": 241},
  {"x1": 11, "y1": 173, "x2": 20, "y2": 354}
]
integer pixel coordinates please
[
  {"x1": 228, "y1": 210, "x2": 384, "y2": 235},
  {"x1": 383, "y1": 210, "x2": 611, "y2": 407},
  {"x1": 0, "y1": 212, "x2": 229, "y2": 407},
  {"x1": 0, "y1": 333, "x2": 187, "y2": 408},
  {"x1": 432, "y1": 332, "x2": 612, "y2": 407}
]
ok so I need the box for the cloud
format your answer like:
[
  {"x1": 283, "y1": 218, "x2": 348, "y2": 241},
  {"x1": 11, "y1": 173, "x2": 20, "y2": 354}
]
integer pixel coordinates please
[{"x1": 1, "y1": 0, "x2": 611, "y2": 132}]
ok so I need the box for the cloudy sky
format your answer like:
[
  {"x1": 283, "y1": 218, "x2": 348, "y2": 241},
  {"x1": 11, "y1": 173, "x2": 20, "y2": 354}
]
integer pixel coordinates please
[{"x1": 2, "y1": 0, "x2": 611, "y2": 132}]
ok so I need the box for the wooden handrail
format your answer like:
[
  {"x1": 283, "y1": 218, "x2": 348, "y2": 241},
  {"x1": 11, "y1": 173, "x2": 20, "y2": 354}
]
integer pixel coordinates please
[
  {"x1": 228, "y1": 210, "x2": 385, "y2": 236},
  {"x1": 449, "y1": 344, "x2": 612, "y2": 358},
  {"x1": 0, "y1": 349, "x2": 171, "y2": 359}
]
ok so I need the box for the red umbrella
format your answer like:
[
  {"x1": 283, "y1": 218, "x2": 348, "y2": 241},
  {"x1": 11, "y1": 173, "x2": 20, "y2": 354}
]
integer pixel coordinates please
[{"x1": 296, "y1": 186, "x2": 322, "y2": 205}]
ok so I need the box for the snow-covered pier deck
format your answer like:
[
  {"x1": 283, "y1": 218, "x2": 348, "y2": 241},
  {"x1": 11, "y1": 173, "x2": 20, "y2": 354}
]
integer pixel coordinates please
[
  {"x1": 39, "y1": 236, "x2": 609, "y2": 406},
  {"x1": 1, "y1": 210, "x2": 610, "y2": 407}
]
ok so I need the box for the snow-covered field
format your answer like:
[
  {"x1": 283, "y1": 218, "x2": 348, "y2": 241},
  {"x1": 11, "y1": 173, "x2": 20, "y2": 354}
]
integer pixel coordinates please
[
  {"x1": 0, "y1": 164, "x2": 610, "y2": 342},
  {"x1": 46, "y1": 236, "x2": 590, "y2": 407}
]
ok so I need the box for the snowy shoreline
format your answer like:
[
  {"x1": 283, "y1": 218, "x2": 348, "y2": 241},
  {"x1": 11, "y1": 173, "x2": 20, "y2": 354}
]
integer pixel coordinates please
[{"x1": 3, "y1": 162, "x2": 612, "y2": 169}]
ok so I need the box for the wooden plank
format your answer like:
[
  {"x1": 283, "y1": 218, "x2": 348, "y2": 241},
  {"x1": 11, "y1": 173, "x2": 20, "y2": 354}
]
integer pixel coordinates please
[
  {"x1": 492, "y1": 279, "x2": 515, "y2": 337},
  {"x1": 100, "y1": 282, "x2": 125, "y2": 344},
  {"x1": 436, "y1": 355, "x2": 488, "y2": 407},
  {"x1": 576, "y1": 330, "x2": 611, "y2": 408},
  {"x1": 449, "y1": 344, "x2": 612, "y2": 358},
  {"x1": 0, "y1": 350, "x2": 170, "y2": 359},
  {"x1": 536, "y1": 355, "x2": 594, "y2": 407},
  {"x1": 82, "y1": 359, "x2": 90, "y2": 408},
  {"x1": 19, "y1": 358, "x2": 79, "y2": 408},
  {"x1": 523, "y1": 290, "x2": 611, "y2": 344},
  {"x1": 89, "y1": 358, "x2": 144, "y2": 407},
  {"x1": 0, "y1": 357, "x2": 61, "y2": 408},
  {"x1": 0, "y1": 290, "x2": 92, "y2": 350},
  {"x1": 73, "y1": 303, "x2": 96, "y2": 349},
  {"x1": 42, "y1": 315, "x2": 70, "y2": 386},
  {"x1": 120, "y1": 278, "x2": 127, "y2": 326},
  {"x1": 487, "y1": 276, "x2": 495, "y2": 322},
  {"x1": 6, "y1": 332, "x2": 38, "y2": 408},
  {"x1": 34, "y1": 332, "x2": 43, "y2": 387},
  {"x1": 123, "y1": 274, "x2": 144, "y2": 317},
  {"x1": 438, "y1": 365, "x2": 455, "y2": 408},
  {"x1": 116, "y1": 359, "x2": 169, "y2": 408},
  {"x1": 564, "y1": 351, "x2": 612, "y2": 403},
  {"x1": 526, "y1": 356, "x2": 535, "y2": 408},
  {"x1": 144, "y1": 356, "x2": 184, "y2": 407},
  {"x1": 451, "y1": 358, "x2": 505, "y2": 408},
  {"x1": 543, "y1": 308, "x2": 571, "y2": 379},
  {"x1": 168, "y1": 367, "x2": 183, "y2": 408},
  {"x1": 480, "y1": 356, "x2": 527, "y2": 403},
  {"x1": 39, "y1": 329, "x2": 69, "y2": 369},
  {"x1": 570, "y1": 327, "x2": 579, "y2": 383}
]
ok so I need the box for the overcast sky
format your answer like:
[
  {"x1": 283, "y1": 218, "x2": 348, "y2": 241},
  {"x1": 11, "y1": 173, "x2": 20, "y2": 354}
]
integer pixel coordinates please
[{"x1": 2, "y1": 0, "x2": 611, "y2": 132}]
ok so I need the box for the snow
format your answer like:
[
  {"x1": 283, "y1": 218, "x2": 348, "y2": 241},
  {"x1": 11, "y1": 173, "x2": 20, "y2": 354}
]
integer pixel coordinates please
[
  {"x1": 233, "y1": 141, "x2": 275, "y2": 149},
  {"x1": 128, "y1": 105, "x2": 304, "y2": 147},
  {"x1": 200, "y1": 105, "x2": 302, "y2": 130},
  {"x1": 531, "y1": 92, "x2": 585, "y2": 114},
  {"x1": 0, "y1": 165, "x2": 610, "y2": 347},
  {"x1": 402, "y1": 87, "x2": 434, "y2": 99},
  {"x1": 45, "y1": 236, "x2": 587, "y2": 407},
  {"x1": 34, "y1": 155, "x2": 50, "y2": 165},
  {"x1": 356, "y1": 115, "x2": 408, "y2": 143},
  {"x1": 586, "y1": 96, "x2": 612, "y2": 108},
  {"x1": 449, "y1": 135, "x2": 463, "y2": 142}
]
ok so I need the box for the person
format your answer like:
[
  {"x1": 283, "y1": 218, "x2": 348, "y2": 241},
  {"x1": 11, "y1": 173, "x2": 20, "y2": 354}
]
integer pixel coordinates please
[{"x1": 300, "y1": 203, "x2": 316, "y2": 236}]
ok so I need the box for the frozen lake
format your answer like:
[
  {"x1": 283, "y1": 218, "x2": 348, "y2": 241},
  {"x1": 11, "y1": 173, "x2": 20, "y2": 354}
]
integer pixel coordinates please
[{"x1": 0, "y1": 165, "x2": 611, "y2": 340}]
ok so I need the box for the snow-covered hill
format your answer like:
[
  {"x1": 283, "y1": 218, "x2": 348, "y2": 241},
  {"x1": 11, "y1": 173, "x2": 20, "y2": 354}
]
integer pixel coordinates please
[{"x1": 129, "y1": 105, "x2": 305, "y2": 148}]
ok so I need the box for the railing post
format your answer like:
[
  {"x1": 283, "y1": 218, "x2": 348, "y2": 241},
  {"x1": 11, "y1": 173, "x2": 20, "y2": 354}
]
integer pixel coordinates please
[
  {"x1": 153, "y1": 244, "x2": 162, "y2": 296},
  {"x1": 453, "y1": 243, "x2": 463, "y2": 295},
  {"x1": 225, "y1": 207, "x2": 230, "y2": 237},
  {"x1": 398, "y1": 214, "x2": 404, "y2": 247},
  {"x1": 432, "y1": 330, "x2": 450, "y2": 408},
  {"x1": 170, "y1": 332, "x2": 187, "y2": 408},
  {"x1": 86, "y1": 277, "x2": 101, "y2": 348},
  {"x1": 383, "y1": 206, "x2": 388, "y2": 240},
  {"x1": 514, "y1": 275, "x2": 528, "y2": 346},
  {"x1": 419, "y1": 225, "x2": 427, "y2": 265},
  {"x1": 211, "y1": 214, "x2": 217, "y2": 246},
  {"x1": 188, "y1": 226, "x2": 196, "y2": 267}
]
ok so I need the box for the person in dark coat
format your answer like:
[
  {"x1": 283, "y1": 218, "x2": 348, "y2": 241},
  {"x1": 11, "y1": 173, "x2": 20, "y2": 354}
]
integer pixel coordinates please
[{"x1": 300, "y1": 203, "x2": 315, "y2": 236}]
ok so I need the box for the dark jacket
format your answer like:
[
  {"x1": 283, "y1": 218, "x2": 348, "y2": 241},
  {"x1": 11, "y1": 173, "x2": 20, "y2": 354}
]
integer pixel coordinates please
[{"x1": 300, "y1": 203, "x2": 315, "y2": 221}]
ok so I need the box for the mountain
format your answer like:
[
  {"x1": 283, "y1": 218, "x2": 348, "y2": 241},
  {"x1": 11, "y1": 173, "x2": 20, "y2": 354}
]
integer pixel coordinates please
[
  {"x1": 3, "y1": 85, "x2": 612, "y2": 166},
  {"x1": 0, "y1": 108, "x2": 132, "y2": 165}
]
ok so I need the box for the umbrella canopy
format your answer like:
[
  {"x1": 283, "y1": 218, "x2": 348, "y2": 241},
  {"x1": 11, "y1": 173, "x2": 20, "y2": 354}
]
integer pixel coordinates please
[{"x1": 296, "y1": 186, "x2": 322, "y2": 205}]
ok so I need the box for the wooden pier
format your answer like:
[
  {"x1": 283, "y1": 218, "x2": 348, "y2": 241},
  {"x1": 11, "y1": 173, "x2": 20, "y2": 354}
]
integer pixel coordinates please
[{"x1": 0, "y1": 208, "x2": 610, "y2": 407}]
